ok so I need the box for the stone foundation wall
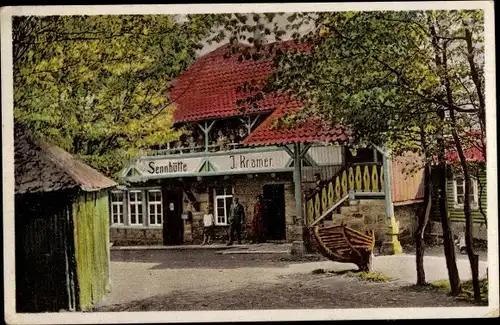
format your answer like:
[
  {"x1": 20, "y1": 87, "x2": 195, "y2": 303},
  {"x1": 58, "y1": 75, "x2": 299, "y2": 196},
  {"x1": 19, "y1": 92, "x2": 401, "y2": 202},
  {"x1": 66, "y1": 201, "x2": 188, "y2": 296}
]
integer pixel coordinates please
[
  {"x1": 110, "y1": 227, "x2": 163, "y2": 246},
  {"x1": 426, "y1": 220, "x2": 488, "y2": 242},
  {"x1": 327, "y1": 199, "x2": 387, "y2": 242},
  {"x1": 394, "y1": 203, "x2": 422, "y2": 246}
]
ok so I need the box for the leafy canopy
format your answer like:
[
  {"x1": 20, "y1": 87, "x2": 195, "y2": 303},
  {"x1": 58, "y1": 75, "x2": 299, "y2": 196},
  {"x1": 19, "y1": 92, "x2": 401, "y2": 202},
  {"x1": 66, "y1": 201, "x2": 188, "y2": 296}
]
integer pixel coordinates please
[
  {"x1": 210, "y1": 10, "x2": 484, "y2": 167},
  {"x1": 13, "y1": 14, "x2": 223, "y2": 177}
]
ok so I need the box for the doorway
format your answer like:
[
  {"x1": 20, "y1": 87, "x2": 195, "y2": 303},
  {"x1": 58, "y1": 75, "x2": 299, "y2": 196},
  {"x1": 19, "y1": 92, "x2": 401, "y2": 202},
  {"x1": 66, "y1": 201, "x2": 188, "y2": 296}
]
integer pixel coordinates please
[
  {"x1": 262, "y1": 184, "x2": 286, "y2": 241},
  {"x1": 162, "y1": 188, "x2": 184, "y2": 245}
]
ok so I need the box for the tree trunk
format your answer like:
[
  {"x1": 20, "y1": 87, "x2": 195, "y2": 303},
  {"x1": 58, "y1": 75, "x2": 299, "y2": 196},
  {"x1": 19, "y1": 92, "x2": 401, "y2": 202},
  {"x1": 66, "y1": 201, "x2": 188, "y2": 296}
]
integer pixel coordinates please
[
  {"x1": 443, "y1": 38, "x2": 481, "y2": 302},
  {"x1": 476, "y1": 175, "x2": 487, "y2": 226},
  {"x1": 415, "y1": 162, "x2": 432, "y2": 285},
  {"x1": 450, "y1": 132, "x2": 481, "y2": 301},
  {"x1": 436, "y1": 147, "x2": 461, "y2": 296},
  {"x1": 429, "y1": 23, "x2": 461, "y2": 297}
]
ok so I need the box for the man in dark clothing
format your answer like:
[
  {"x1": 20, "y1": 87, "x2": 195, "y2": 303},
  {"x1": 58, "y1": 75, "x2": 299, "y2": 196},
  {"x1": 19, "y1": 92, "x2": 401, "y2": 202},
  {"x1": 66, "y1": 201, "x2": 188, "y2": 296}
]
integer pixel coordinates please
[
  {"x1": 228, "y1": 197, "x2": 245, "y2": 245},
  {"x1": 314, "y1": 173, "x2": 326, "y2": 191}
]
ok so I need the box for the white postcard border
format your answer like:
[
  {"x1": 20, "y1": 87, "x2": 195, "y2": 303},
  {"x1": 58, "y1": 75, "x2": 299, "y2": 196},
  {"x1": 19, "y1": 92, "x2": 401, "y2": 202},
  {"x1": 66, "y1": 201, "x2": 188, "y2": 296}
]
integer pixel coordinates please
[{"x1": 2, "y1": 2, "x2": 498, "y2": 324}]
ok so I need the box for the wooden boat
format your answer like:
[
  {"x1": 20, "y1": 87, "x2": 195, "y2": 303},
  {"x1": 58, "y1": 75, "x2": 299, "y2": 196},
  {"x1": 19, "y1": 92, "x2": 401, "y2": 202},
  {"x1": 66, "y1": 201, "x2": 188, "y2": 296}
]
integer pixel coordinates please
[{"x1": 310, "y1": 224, "x2": 375, "y2": 271}]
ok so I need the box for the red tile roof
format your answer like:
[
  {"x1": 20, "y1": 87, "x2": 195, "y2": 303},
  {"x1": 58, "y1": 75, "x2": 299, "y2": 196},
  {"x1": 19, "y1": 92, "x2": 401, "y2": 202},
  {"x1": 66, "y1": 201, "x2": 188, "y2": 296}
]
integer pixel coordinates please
[
  {"x1": 171, "y1": 41, "x2": 310, "y2": 123},
  {"x1": 432, "y1": 132, "x2": 486, "y2": 164},
  {"x1": 446, "y1": 146, "x2": 485, "y2": 163},
  {"x1": 242, "y1": 105, "x2": 349, "y2": 146}
]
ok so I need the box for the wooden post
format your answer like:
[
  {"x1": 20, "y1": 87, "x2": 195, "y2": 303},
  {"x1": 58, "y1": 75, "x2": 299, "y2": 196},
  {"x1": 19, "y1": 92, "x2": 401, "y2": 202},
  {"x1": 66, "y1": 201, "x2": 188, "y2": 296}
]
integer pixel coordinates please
[
  {"x1": 383, "y1": 153, "x2": 394, "y2": 217},
  {"x1": 381, "y1": 148, "x2": 402, "y2": 254},
  {"x1": 373, "y1": 148, "x2": 378, "y2": 163},
  {"x1": 342, "y1": 145, "x2": 348, "y2": 169},
  {"x1": 291, "y1": 142, "x2": 307, "y2": 256},
  {"x1": 198, "y1": 121, "x2": 215, "y2": 152},
  {"x1": 204, "y1": 121, "x2": 209, "y2": 152},
  {"x1": 294, "y1": 143, "x2": 303, "y2": 224},
  {"x1": 240, "y1": 115, "x2": 260, "y2": 135}
]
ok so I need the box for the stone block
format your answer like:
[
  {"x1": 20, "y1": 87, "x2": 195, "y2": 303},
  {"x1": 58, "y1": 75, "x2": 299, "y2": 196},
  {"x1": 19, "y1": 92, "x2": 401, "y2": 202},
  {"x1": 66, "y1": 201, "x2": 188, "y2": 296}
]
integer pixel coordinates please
[
  {"x1": 291, "y1": 241, "x2": 307, "y2": 256},
  {"x1": 340, "y1": 206, "x2": 359, "y2": 214},
  {"x1": 363, "y1": 214, "x2": 377, "y2": 224},
  {"x1": 359, "y1": 199, "x2": 385, "y2": 206}
]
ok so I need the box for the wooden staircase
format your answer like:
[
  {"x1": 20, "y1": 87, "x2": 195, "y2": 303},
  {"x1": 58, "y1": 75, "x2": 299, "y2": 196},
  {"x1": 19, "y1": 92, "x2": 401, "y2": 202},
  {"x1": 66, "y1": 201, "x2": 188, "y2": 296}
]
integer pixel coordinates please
[
  {"x1": 304, "y1": 163, "x2": 385, "y2": 268},
  {"x1": 305, "y1": 162, "x2": 385, "y2": 228}
]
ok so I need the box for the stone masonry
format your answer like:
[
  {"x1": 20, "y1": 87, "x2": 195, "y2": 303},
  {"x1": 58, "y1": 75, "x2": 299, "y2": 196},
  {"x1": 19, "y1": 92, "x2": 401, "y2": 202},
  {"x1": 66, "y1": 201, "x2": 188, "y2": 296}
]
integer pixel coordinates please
[
  {"x1": 324, "y1": 199, "x2": 387, "y2": 242},
  {"x1": 110, "y1": 227, "x2": 163, "y2": 246},
  {"x1": 182, "y1": 175, "x2": 301, "y2": 244}
]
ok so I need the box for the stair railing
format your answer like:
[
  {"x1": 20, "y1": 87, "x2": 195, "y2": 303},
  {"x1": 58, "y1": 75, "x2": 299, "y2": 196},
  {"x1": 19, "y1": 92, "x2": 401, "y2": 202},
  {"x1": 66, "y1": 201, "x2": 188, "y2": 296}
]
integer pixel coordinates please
[
  {"x1": 309, "y1": 194, "x2": 349, "y2": 227},
  {"x1": 305, "y1": 162, "x2": 384, "y2": 227}
]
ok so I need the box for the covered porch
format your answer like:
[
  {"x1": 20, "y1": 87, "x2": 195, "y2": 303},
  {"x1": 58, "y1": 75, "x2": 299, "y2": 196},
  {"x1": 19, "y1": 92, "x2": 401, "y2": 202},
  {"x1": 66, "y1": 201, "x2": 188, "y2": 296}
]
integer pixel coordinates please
[{"x1": 242, "y1": 105, "x2": 402, "y2": 255}]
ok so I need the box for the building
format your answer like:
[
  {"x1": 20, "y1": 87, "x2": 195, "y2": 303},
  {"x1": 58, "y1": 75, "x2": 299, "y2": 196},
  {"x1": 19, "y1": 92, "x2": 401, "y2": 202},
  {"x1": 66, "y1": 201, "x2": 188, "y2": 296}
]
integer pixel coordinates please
[
  {"x1": 110, "y1": 42, "x2": 425, "y2": 250},
  {"x1": 14, "y1": 123, "x2": 117, "y2": 312},
  {"x1": 428, "y1": 135, "x2": 487, "y2": 241}
]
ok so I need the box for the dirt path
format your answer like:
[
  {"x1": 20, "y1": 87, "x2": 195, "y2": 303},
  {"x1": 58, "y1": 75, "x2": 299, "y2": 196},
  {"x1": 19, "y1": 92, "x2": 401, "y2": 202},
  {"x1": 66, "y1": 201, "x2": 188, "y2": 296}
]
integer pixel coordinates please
[
  {"x1": 96, "y1": 250, "x2": 487, "y2": 311},
  {"x1": 98, "y1": 271, "x2": 473, "y2": 311}
]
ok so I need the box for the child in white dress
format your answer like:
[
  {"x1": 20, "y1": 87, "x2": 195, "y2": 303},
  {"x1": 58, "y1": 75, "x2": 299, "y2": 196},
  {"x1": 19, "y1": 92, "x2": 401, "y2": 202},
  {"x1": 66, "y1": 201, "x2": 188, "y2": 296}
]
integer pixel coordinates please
[{"x1": 202, "y1": 207, "x2": 215, "y2": 245}]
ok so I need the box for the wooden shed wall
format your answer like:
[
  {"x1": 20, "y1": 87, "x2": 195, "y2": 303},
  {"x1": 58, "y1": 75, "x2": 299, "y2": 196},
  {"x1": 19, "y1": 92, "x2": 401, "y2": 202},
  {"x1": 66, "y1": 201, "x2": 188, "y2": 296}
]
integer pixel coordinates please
[
  {"x1": 72, "y1": 190, "x2": 110, "y2": 311},
  {"x1": 15, "y1": 192, "x2": 77, "y2": 313}
]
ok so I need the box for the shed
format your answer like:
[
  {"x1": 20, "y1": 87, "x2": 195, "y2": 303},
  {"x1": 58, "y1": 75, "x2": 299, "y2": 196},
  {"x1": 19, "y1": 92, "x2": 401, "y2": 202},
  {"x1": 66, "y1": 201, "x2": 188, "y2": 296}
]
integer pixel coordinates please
[{"x1": 14, "y1": 123, "x2": 117, "y2": 312}]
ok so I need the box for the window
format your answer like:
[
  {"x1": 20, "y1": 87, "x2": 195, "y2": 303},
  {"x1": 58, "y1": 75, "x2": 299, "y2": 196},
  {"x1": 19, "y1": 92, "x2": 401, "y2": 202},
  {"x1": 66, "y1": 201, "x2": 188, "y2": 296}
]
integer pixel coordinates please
[
  {"x1": 148, "y1": 190, "x2": 162, "y2": 226},
  {"x1": 128, "y1": 191, "x2": 143, "y2": 225},
  {"x1": 454, "y1": 176, "x2": 478, "y2": 209},
  {"x1": 110, "y1": 191, "x2": 124, "y2": 225},
  {"x1": 213, "y1": 186, "x2": 233, "y2": 225}
]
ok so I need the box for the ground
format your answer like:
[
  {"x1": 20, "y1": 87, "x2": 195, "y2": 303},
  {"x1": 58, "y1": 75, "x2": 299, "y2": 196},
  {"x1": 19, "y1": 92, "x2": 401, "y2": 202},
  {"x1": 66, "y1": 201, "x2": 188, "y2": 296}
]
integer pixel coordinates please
[{"x1": 96, "y1": 244, "x2": 488, "y2": 312}]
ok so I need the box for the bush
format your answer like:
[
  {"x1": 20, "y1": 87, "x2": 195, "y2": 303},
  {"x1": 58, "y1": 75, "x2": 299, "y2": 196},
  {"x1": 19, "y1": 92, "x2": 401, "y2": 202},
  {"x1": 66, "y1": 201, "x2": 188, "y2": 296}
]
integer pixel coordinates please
[
  {"x1": 429, "y1": 278, "x2": 488, "y2": 304},
  {"x1": 311, "y1": 268, "x2": 326, "y2": 274},
  {"x1": 347, "y1": 271, "x2": 392, "y2": 282}
]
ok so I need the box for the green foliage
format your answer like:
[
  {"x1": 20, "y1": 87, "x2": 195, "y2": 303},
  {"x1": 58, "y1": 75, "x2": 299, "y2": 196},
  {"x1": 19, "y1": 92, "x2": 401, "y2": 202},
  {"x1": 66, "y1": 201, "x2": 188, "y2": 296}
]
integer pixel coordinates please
[
  {"x1": 429, "y1": 278, "x2": 488, "y2": 304},
  {"x1": 211, "y1": 10, "x2": 485, "y2": 172},
  {"x1": 346, "y1": 271, "x2": 392, "y2": 282},
  {"x1": 13, "y1": 15, "x2": 221, "y2": 177},
  {"x1": 311, "y1": 268, "x2": 326, "y2": 274},
  {"x1": 327, "y1": 269, "x2": 392, "y2": 281}
]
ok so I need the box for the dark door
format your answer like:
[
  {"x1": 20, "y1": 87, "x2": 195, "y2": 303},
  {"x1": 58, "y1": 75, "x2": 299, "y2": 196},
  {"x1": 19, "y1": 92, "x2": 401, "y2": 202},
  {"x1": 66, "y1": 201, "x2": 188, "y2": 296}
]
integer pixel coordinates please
[
  {"x1": 162, "y1": 189, "x2": 184, "y2": 245},
  {"x1": 263, "y1": 184, "x2": 286, "y2": 240}
]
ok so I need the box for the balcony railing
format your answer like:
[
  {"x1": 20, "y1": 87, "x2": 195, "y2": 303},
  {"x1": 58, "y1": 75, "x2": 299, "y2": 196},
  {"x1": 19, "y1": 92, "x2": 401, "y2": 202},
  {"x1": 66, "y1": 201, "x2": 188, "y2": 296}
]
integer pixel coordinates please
[{"x1": 140, "y1": 142, "x2": 251, "y2": 157}]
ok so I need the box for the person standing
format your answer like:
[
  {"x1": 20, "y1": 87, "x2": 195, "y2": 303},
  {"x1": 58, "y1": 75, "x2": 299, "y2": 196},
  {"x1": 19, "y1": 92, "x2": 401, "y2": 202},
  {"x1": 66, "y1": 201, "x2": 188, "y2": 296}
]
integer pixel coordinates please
[
  {"x1": 228, "y1": 197, "x2": 245, "y2": 245},
  {"x1": 251, "y1": 195, "x2": 266, "y2": 244},
  {"x1": 202, "y1": 206, "x2": 215, "y2": 245},
  {"x1": 314, "y1": 173, "x2": 326, "y2": 191}
]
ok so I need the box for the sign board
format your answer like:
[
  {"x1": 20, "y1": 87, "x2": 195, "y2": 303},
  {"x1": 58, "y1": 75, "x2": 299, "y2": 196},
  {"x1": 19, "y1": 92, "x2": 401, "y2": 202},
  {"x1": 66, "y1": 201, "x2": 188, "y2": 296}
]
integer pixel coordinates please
[
  {"x1": 127, "y1": 148, "x2": 295, "y2": 179},
  {"x1": 210, "y1": 150, "x2": 291, "y2": 172},
  {"x1": 136, "y1": 157, "x2": 204, "y2": 176}
]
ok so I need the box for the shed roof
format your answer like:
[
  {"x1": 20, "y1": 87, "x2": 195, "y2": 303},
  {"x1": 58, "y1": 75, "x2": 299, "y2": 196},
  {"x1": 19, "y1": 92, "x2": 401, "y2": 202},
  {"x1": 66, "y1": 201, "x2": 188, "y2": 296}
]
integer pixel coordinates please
[
  {"x1": 171, "y1": 41, "x2": 310, "y2": 123},
  {"x1": 242, "y1": 104, "x2": 349, "y2": 146},
  {"x1": 15, "y1": 124, "x2": 118, "y2": 194}
]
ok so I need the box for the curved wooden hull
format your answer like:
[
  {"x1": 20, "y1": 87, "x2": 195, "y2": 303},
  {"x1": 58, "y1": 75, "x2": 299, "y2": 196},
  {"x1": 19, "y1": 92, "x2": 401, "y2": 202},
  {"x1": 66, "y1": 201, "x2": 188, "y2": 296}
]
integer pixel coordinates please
[{"x1": 310, "y1": 225, "x2": 375, "y2": 270}]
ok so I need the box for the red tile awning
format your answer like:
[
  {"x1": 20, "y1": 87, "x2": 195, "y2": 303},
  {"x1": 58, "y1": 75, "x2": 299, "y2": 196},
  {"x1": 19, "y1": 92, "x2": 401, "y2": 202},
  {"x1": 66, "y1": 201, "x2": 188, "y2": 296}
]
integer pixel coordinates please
[
  {"x1": 171, "y1": 41, "x2": 311, "y2": 124},
  {"x1": 242, "y1": 104, "x2": 349, "y2": 146}
]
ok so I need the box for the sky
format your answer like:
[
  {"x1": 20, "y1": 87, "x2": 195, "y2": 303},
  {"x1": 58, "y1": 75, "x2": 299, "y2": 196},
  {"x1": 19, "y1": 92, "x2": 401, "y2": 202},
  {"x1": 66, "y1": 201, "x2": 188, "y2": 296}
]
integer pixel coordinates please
[{"x1": 190, "y1": 13, "x2": 316, "y2": 56}]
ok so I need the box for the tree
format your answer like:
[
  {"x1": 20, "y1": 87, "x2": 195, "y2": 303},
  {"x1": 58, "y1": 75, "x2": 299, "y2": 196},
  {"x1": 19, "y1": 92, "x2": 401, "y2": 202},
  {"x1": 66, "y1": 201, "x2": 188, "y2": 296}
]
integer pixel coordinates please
[
  {"x1": 13, "y1": 15, "x2": 223, "y2": 177},
  {"x1": 209, "y1": 10, "x2": 487, "y2": 294},
  {"x1": 426, "y1": 10, "x2": 485, "y2": 302}
]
